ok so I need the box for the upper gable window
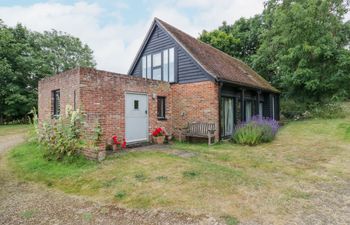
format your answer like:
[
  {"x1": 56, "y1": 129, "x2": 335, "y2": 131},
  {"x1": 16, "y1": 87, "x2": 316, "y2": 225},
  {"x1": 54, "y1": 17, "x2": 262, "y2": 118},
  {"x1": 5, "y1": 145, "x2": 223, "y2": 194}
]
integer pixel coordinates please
[
  {"x1": 169, "y1": 48, "x2": 175, "y2": 82},
  {"x1": 142, "y1": 55, "x2": 152, "y2": 79},
  {"x1": 142, "y1": 57, "x2": 146, "y2": 78},
  {"x1": 147, "y1": 55, "x2": 151, "y2": 78},
  {"x1": 152, "y1": 53, "x2": 162, "y2": 80},
  {"x1": 141, "y1": 47, "x2": 175, "y2": 83},
  {"x1": 153, "y1": 53, "x2": 161, "y2": 67},
  {"x1": 163, "y1": 49, "x2": 169, "y2": 82}
]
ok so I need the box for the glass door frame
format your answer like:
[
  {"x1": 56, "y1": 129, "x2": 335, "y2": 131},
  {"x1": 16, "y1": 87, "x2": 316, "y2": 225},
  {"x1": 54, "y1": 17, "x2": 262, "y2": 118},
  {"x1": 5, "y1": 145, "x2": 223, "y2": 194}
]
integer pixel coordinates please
[{"x1": 220, "y1": 96, "x2": 236, "y2": 139}]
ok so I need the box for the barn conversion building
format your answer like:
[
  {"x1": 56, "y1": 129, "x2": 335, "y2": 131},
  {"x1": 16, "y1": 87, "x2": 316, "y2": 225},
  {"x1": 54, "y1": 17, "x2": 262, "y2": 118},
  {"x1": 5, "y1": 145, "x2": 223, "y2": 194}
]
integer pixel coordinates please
[{"x1": 38, "y1": 18, "x2": 279, "y2": 157}]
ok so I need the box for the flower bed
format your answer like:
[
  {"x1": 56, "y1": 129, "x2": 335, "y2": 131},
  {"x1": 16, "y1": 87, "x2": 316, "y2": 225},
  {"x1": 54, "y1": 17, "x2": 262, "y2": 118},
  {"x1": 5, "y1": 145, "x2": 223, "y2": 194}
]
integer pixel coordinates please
[
  {"x1": 233, "y1": 115, "x2": 279, "y2": 145},
  {"x1": 152, "y1": 127, "x2": 166, "y2": 144}
]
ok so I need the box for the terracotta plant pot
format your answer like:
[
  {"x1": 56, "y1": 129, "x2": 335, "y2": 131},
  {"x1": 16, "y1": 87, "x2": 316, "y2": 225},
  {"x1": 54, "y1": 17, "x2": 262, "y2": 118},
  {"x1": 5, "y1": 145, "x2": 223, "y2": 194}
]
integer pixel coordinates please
[{"x1": 153, "y1": 136, "x2": 165, "y2": 144}]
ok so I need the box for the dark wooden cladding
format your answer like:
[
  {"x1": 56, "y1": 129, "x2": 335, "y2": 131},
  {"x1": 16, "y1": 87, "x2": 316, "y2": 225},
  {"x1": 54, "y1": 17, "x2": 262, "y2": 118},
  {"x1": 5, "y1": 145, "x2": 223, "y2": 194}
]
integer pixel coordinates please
[
  {"x1": 131, "y1": 25, "x2": 175, "y2": 78},
  {"x1": 130, "y1": 24, "x2": 209, "y2": 83},
  {"x1": 221, "y1": 84, "x2": 278, "y2": 121}
]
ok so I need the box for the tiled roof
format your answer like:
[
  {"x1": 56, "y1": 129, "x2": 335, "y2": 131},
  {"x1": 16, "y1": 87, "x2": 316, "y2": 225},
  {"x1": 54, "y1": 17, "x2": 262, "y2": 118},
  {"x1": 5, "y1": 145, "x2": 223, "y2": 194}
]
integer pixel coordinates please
[{"x1": 156, "y1": 18, "x2": 279, "y2": 93}]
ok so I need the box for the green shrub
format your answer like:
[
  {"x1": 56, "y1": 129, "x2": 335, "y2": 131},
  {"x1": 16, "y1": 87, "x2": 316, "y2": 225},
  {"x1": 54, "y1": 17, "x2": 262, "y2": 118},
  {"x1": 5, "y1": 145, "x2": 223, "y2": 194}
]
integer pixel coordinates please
[
  {"x1": 281, "y1": 99, "x2": 345, "y2": 120},
  {"x1": 309, "y1": 102, "x2": 345, "y2": 119},
  {"x1": 233, "y1": 123, "x2": 263, "y2": 146},
  {"x1": 35, "y1": 106, "x2": 84, "y2": 161},
  {"x1": 260, "y1": 124, "x2": 275, "y2": 142},
  {"x1": 281, "y1": 99, "x2": 308, "y2": 119}
]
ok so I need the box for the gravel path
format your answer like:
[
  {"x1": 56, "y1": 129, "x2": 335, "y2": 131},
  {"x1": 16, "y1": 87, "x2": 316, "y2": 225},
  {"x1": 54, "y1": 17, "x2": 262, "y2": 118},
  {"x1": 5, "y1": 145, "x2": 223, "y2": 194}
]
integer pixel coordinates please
[
  {"x1": 0, "y1": 134, "x2": 26, "y2": 154},
  {"x1": 0, "y1": 134, "x2": 222, "y2": 225}
]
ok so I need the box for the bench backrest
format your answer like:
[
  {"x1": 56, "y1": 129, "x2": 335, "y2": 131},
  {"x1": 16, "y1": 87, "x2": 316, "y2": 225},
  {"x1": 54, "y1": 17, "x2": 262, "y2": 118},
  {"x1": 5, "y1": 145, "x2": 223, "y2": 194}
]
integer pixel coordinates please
[{"x1": 188, "y1": 122, "x2": 215, "y2": 135}]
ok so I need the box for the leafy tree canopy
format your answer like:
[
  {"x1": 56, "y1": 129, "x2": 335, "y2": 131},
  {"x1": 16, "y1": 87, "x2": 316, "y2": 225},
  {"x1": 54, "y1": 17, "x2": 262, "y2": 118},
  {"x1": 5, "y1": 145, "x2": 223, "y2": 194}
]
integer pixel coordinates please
[
  {"x1": 199, "y1": 0, "x2": 350, "y2": 103},
  {"x1": 0, "y1": 20, "x2": 96, "y2": 123},
  {"x1": 199, "y1": 15, "x2": 263, "y2": 65}
]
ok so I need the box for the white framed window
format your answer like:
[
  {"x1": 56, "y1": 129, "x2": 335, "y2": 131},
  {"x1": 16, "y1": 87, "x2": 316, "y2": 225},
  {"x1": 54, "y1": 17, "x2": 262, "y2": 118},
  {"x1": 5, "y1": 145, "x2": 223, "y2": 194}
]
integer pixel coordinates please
[
  {"x1": 169, "y1": 48, "x2": 175, "y2": 82},
  {"x1": 152, "y1": 53, "x2": 161, "y2": 67},
  {"x1": 163, "y1": 49, "x2": 169, "y2": 82},
  {"x1": 146, "y1": 54, "x2": 151, "y2": 78},
  {"x1": 141, "y1": 47, "x2": 175, "y2": 82},
  {"x1": 141, "y1": 56, "x2": 146, "y2": 78},
  {"x1": 153, "y1": 67, "x2": 162, "y2": 80},
  {"x1": 152, "y1": 52, "x2": 162, "y2": 80}
]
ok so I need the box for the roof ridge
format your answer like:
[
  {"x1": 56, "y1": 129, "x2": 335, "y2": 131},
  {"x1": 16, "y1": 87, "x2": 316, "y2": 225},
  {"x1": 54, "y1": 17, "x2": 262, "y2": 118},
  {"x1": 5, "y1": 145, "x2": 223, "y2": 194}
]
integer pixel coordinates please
[
  {"x1": 156, "y1": 18, "x2": 251, "y2": 68},
  {"x1": 155, "y1": 18, "x2": 218, "y2": 80}
]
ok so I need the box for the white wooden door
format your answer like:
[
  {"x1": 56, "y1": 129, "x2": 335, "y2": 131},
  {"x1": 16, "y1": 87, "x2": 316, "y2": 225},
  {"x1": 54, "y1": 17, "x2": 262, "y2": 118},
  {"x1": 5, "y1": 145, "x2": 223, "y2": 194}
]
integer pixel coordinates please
[{"x1": 125, "y1": 93, "x2": 148, "y2": 143}]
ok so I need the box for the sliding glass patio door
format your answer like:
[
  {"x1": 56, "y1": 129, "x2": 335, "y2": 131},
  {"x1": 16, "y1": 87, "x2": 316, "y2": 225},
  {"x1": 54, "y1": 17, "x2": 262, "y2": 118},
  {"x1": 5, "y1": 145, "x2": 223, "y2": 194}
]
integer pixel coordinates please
[{"x1": 220, "y1": 97, "x2": 235, "y2": 138}]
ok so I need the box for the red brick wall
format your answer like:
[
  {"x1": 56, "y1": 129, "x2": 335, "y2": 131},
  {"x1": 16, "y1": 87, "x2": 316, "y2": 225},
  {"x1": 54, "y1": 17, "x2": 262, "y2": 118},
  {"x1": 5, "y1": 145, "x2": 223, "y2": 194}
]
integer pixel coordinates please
[
  {"x1": 171, "y1": 81, "x2": 220, "y2": 140},
  {"x1": 38, "y1": 68, "x2": 80, "y2": 122},
  {"x1": 78, "y1": 68, "x2": 172, "y2": 149},
  {"x1": 38, "y1": 68, "x2": 220, "y2": 158}
]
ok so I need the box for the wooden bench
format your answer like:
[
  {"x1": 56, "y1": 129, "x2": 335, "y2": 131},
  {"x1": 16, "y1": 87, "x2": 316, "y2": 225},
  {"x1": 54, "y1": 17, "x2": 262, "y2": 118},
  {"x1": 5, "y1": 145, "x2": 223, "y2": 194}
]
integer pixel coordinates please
[{"x1": 180, "y1": 122, "x2": 216, "y2": 145}]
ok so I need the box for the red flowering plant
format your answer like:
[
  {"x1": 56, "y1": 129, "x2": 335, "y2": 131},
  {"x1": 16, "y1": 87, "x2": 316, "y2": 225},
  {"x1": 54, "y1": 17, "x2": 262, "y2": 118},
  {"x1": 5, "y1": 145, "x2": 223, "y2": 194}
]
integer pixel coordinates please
[
  {"x1": 112, "y1": 135, "x2": 127, "y2": 151},
  {"x1": 152, "y1": 127, "x2": 165, "y2": 137},
  {"x1": 121, "y1": 138, "x2": 127, "y2": 148}
]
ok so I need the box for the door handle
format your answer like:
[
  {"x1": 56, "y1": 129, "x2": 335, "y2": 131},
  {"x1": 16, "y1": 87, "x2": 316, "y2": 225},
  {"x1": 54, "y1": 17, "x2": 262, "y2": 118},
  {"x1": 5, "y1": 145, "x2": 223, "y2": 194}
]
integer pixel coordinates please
[{"x1": 145, "y1": 110, "x2": 148, "y2": 114}]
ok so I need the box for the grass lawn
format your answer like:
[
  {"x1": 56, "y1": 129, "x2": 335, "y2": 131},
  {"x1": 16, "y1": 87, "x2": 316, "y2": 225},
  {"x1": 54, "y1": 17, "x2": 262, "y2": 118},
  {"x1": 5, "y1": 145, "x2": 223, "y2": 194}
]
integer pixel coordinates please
[
  {"x1": 6, "y1": 104, "x2": 350, "y2": 224},
  {"x1": 0, "y1": 124, "x2": 31, "y2": 136}
]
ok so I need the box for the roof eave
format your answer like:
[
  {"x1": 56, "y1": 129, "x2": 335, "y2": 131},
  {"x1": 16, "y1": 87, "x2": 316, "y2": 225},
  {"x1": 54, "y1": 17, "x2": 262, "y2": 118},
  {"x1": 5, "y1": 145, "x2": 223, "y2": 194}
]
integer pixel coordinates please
[{"x1": 218, "y1": 78, "x2": 280, "y2": 94}]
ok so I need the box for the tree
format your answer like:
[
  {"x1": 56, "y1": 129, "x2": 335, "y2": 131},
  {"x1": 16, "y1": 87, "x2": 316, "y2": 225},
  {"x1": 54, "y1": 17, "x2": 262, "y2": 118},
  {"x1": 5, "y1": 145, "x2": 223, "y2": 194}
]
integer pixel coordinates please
[
  {"x1": 0, "y1": 20, "x2": 96, "y2": 123},
  {"x1": 33, "y1": 30, "x2": 96, "y2": 74},
  {"x1": 254, "y1": 0, "x2": 350, "y2": 102},
  {"x1": 199, "y1": 15, "x2": 264, "y2": 65},
  {"x1": 199, "y1": 0, "x2": 350, "y2": 102}
]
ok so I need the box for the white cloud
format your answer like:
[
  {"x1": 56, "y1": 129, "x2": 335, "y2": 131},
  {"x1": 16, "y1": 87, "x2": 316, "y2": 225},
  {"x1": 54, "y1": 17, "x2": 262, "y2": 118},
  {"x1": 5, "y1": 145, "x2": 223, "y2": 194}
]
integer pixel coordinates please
[
  {"x1": 0, "y1": 1, "x2": 266, "y2": 73},
  {"x1": 1, "y1": 1, "x2": 349, "y2": 74},
  {"x1": 0, "y1": 1, "x2": 149, "y2": 73},
  {"x1": 175, "y1": 0, "x2": 265, "y2": 31},
  {"x1": 148, "y1": 0, "x2": 265, "y2": 38}
]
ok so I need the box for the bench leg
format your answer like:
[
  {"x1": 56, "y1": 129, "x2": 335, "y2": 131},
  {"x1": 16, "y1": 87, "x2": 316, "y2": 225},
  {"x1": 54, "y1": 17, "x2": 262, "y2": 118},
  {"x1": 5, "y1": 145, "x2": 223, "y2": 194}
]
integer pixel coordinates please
[{"x1": 208, "y1": 134, "x2": 211, "y2": 145}]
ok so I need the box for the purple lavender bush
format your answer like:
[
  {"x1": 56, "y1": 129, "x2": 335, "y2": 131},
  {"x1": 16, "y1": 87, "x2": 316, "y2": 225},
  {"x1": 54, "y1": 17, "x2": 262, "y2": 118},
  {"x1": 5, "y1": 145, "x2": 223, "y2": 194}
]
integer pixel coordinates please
[
  {"x1": 251, "y1": 115, "x2": 279, "y2": 142},
  {"x1": 233, "y1": 115, "x2": 280, "y2": 145}
]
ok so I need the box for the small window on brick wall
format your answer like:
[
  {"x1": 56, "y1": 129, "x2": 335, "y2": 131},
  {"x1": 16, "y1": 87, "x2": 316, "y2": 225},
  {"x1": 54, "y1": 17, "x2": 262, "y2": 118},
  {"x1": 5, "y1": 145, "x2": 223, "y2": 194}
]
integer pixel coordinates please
[
  {"x1": 52, "y1": 89, "x2": 60, "y2": 117},
  {"x1": 73, "y1": 90, "x2": 77, "y2": 110},
  {"x1": 157, "y1": 96, "x2": 166, "y2": 119}
]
